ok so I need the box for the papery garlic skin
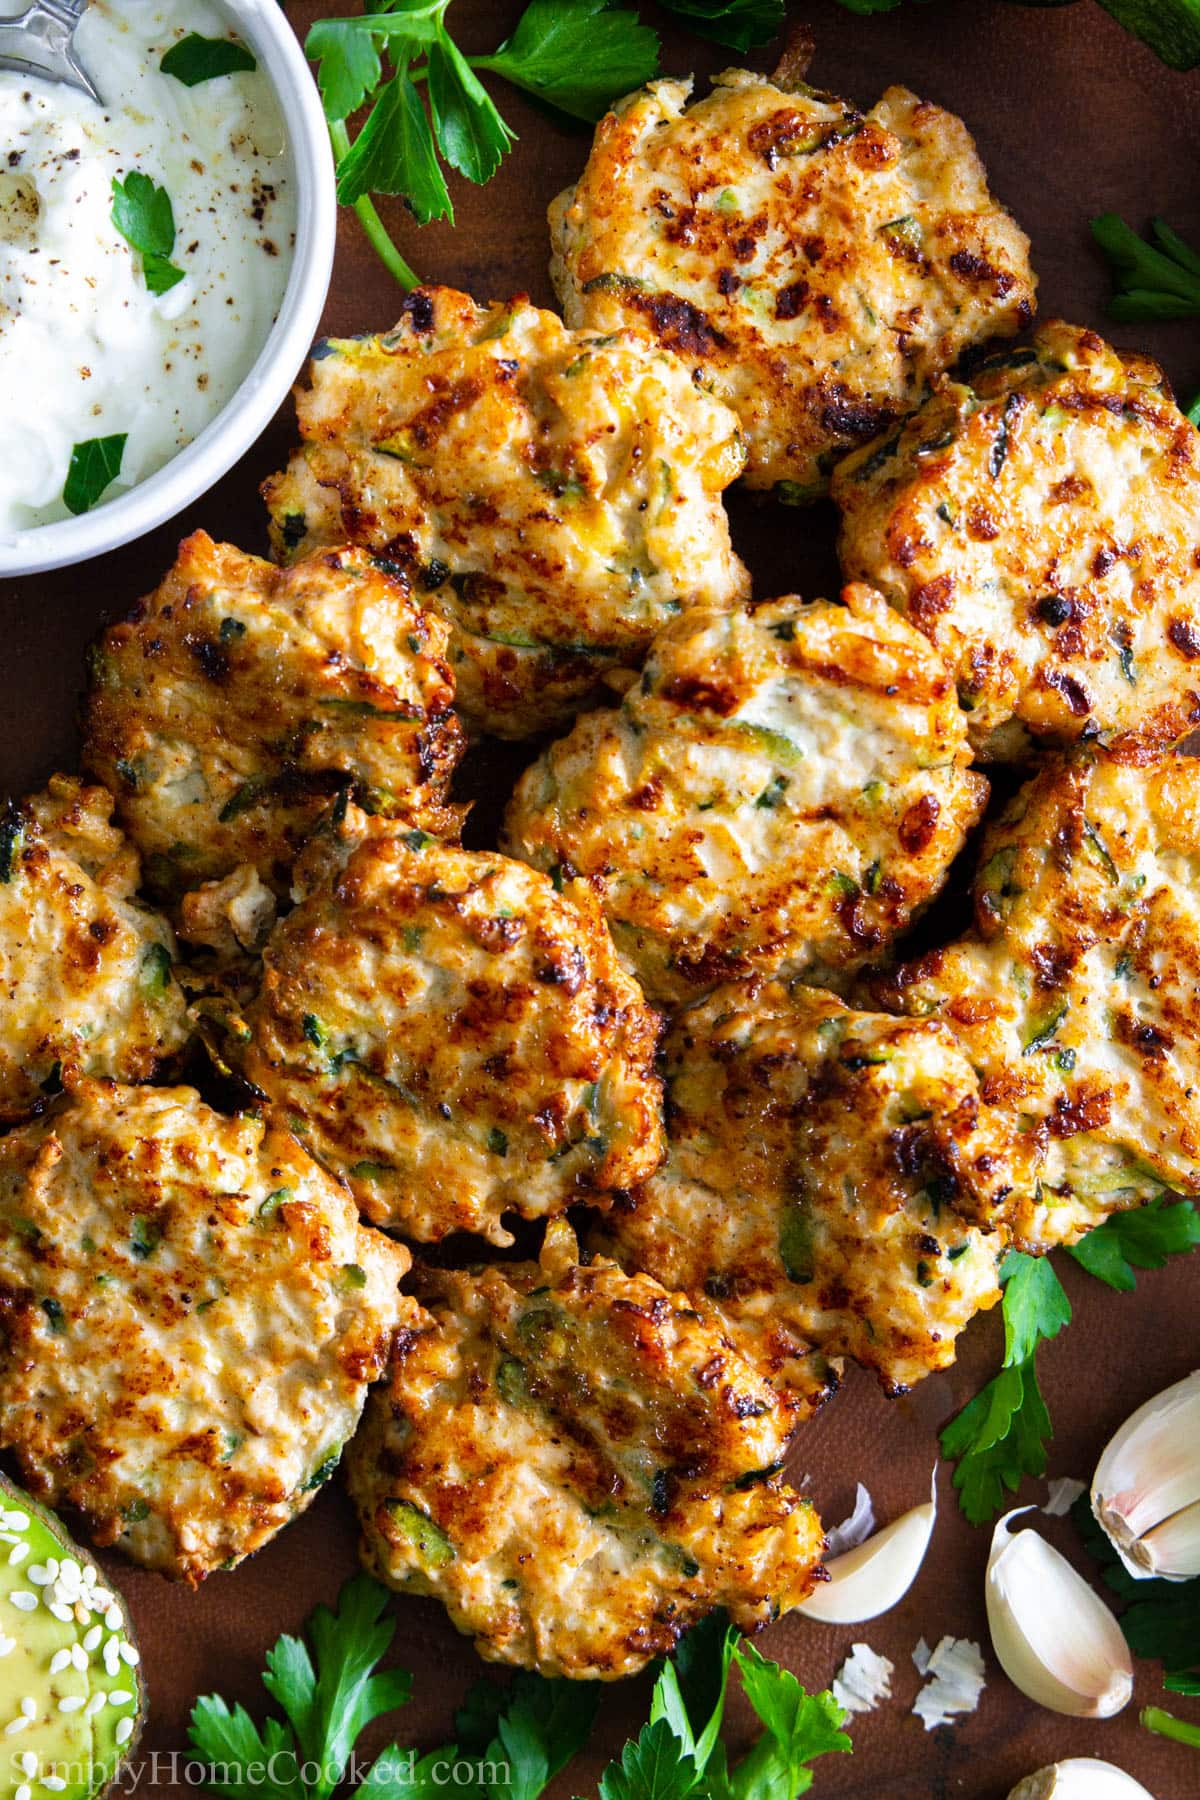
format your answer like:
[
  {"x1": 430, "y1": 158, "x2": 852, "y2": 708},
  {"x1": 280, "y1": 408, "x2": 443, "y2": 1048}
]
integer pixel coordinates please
[
  {"x1": 796, "y1": 1468, "x2": 936, "y2": 1625},
  {"x1": 1007, "y1": 1759, "x2": 1155, "y2": 1800},
  {"x1": 1093, "y1": 1370, "x2": 1200, "y2": 1582},
  {"x1": 986, "y1": 1509, "x2": 1133, "y2": 1718}
]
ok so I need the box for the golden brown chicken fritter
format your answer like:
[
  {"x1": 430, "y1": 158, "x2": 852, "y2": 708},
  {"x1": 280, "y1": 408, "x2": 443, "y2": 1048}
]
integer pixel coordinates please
[
  {"x1": 240, "y1": 821, "x2": 664, "y2": 1245},
  {"x1": 504, "y1": 587, "x2": 987, "y2": 1007},
  {"x1": 0, "y1": 1081, "x2": 416, "y2": 1583},
  {"x1": 873, "y1": 752, "x2": 1200, "y2": 1251},
  {"x1": 596, "y1": 979, "x2": 1010, "y2": 1397},
  {"x1": 550, "y1": 70, "x2": 1035, "y2": 494},
  {"x1": 262, "y1": 286, "x2": 749, "y2": 737},
  {"x1": 83, "y1": 532, "x2": 464, "y2": 902},
  {"x1": 834, "y1": 321, "x2": 1200, "y2": 760},
  {"x1": 346, "y1": 1221, "x2": 824, "y2": 1679},
  {"x1": 0, "y1": 776, "x2": 188, "y2": 1124}
]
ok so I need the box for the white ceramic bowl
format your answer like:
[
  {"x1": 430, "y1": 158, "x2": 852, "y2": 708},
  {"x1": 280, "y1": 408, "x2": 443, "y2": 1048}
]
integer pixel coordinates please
[{"x1": 0, "y1": 0, "x2": 336, "y2": 578}]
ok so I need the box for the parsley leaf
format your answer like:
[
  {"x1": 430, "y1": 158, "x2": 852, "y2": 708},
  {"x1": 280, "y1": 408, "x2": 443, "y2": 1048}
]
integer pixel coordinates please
[
  {"x1": 186, "y1": 1700, "x2": 307, "y2": 1800},
  {"x1": 1092, "y1": 212, "x2": 1200, "y2": 320},
  {"x1": 335, "y1": 66, "x2": 453, "y2": 220},
  {"x1": 1000, "y1": 1251, "x2": 1072, "y2": 1364},
  {"x1": 457, "y1": 1672, "x2": 601, "y2": 1800},
  {"x1": 597, "y1": 1718, "x2": 698, "y2": 1800},
  {"x1": 478, "y1": 0, "x2": 659, "y2": 124},
  {"x1": 940, "y1": 1252, "x2": 1070, "y2": 1525},
  {"x1": 592, "y1": 1622, "x2": 850, "y2": 1800},
  {"x1": 728, "y1": 1643, "x2": 851, "y2": 1800},
  {"x1": 659, "y1": 0, "x2": 785, "y2": 53},
  {"x1": 1068, "y1": 1197, "x2": 1200, "y2": 1292},
  {"x1": 62, "y1": 434, "x2": 128, "y2": 516},
  {"x1": 427, "y1": 34, "x2": 515, "y2": 186},
  {"x1": 110, "y1": 171, "x2": 186, "y2": 294},
  {"x1": 261, "y1": 1574, "x2": 412, "y2": 1799},
  {"x1": 189, "y1": 1575, "x2": 411, "y2": 1800},
  {"x1": 1094, "y1": 0, "x2": 1200, "y2": 70},
  {"x1": 160, "y1": 33, "x2": 257, "y2": 86}
]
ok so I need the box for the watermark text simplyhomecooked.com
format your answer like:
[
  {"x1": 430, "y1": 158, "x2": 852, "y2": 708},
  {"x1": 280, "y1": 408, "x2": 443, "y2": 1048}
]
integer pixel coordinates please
[{"x1": 7, "y1": 1750, "x2": 512, "y2": 1791}]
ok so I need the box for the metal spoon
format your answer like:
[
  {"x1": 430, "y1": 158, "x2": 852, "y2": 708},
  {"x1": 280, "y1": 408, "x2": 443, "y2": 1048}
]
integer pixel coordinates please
[{"x1": 0, "y1": 0, "x2": 100, "y2": 104}]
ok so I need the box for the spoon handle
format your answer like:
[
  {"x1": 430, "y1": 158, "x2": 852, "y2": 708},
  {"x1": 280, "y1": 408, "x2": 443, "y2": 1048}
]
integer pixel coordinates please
[{"x1": 38, "y1": 0, "x2": 90, "y2": 19}]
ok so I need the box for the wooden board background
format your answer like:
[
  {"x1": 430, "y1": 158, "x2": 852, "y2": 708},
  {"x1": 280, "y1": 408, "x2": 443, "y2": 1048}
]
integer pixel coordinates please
[{"x1": 2, "y1": 2, "x2": 1199, "y2": 1794}]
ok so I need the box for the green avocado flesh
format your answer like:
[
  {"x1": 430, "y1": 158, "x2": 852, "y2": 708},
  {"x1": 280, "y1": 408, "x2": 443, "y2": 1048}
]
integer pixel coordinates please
[{"x1": 0, "y1": 1474, "x2": 143, "y2": 1800}]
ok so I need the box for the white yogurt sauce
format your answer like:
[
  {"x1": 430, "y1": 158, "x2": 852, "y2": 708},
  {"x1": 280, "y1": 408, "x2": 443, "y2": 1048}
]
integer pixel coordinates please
[{"x1": 0, "y1": 0, "x2": 296, "y2": 531}]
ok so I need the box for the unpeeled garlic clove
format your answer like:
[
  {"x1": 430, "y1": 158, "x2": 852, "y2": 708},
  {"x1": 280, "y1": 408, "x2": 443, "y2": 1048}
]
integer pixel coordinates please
[
  {"x1": 796, "y1": 1468, "x2": 936, "y2": 1624},
  {"x1": 1092, "y1": 1370, "x2": 1200, "y2": 1582},
  {"x1": 1007, "y1": 1759, "x2": 1155, "y2": 1799},
  {"x1": 986, "y1": 1509, "x2": 1132, "y2": 1718}
]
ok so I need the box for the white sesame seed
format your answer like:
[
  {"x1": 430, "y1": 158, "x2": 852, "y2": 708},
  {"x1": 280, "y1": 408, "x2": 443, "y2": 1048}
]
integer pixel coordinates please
[
  {"x1": 42, "y1": 1561, "x2": 58, "y2": 1579},
  {"x1": 115, "y1": 1718, "x2": 133, "y2": 1746},
  {"x1": 82, "y1": 1626, "x2": 101, "y2": 1652},
  {"x1": 92, "y1": 1589, "x2": 113, "y2": 1611},
  {"x1": 84, "y1": 1695, "x2": 105, "y2": 1718},
  {"x1": 9, "y1": 1593, "x2": 36, "y2": 1612},
  {"x1": 69, "y1": 1645, "x2": 87, "y2": 1673},
  {"x1": 26, "y1": 1567, "x2": 50, "y2": 1587},
  {"x1": 109, "y1": 1691, "x2": 133, "y2": 1708},
  {"x1": 43, "y1": 1779, "x2": 67, "y2": 1792},
  {"x1": 0, "y1": 1636, "x2": 15, "y2": 1658},
  {"x1": 18, "y1": 1751, "x2": 37, "y2": 1776},
  {"x1": 16, "y1": 1781, "x2": 31, "y2": 1800},
  {"x1": 104, "y1": 1606, "x2": 122, "y2": 1631},
  {"x1": 48, "y1": 1652, "x2": 70, "y2": 1676},
  {"x1": 7, "y1": 1542, "x2": 29, "y2": 1566},
  {"x1": 56, "y1": 1698, "x2": 84, "y2": 1715},
  {"x1": 103, "y1": 1644, "x2": 120, "y2": 1675},
  {"x1": 5, "y1": 1513, "x2": 29, "y2": 1532},
  {"x1": 118, "y1": 1643, "x2": 139, "y2": 1667},
  {"x1": 57, "y1": 1561, "x2": 79, "y2": 1583},
  {"x1": 47, "y1": 1604, "x2": 72, "y2": 1625},
  {"x1": 20, "y1": 1700, "x2": 36, "y2": 1719},
  {"x1": 4, "y1": 1718, "x2": 29, "y2": 1736}
]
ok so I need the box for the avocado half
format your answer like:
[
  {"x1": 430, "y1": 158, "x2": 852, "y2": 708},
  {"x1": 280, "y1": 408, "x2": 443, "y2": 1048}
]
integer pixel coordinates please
[{"x1": 0, "y1": 1473, "x2": 144, "y2": 1800}]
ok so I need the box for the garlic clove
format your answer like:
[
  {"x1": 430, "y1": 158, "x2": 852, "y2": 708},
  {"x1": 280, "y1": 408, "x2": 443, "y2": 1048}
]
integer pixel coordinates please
[
  {"x1": 796, "y1": 1467, "x2": 935, "y2": 1625},
  {"x1": 1093, "y1": 1370, "x2": 1200, "y2": 1583},
  {"x1": 1135, "y1": 1495, "x2": 1200, "y2": 1581},
  {"x1": 986, "y1": 1508, "x2": 1132, "y2": 1718},
  {"x1": 1007, "y1": 1759, "x2": 1155, "y2": 1799}
]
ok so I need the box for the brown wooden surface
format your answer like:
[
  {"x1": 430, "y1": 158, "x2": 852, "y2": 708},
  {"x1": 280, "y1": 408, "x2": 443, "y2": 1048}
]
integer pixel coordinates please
[{"x1": 2, "y1": 2, "x2": 1200, "y2": 1794}]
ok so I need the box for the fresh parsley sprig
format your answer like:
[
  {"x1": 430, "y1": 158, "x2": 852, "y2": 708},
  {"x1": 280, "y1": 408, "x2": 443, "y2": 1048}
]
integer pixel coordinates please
[
  {"x1": 305, "y1": 0, "x2": 659, "y2": 288},
  {"x1": 943, "y1": 1203, "x2": 1200, "y2": 1525},
  {"x1": 594, "y1": 1612, "x2": 851, "y2": 1800},
  {"x1": 188, "y1": 1578, "x2": 849, "y2": 1800},
  {"x1": 940, "y1": 1252, "x2": 1071, "y2": 1526}
]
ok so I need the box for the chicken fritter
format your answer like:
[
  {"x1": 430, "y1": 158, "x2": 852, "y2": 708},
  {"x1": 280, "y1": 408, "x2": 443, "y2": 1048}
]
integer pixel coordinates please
[
  {"x1": 872, "y1": 753, "x2": 1200, "y2": 1252},
  {"x1": 346, "y1": 1221, "x2": 823, "y2": 1679},
  {"x1": 82, "y1": 532, "x2": 464, "y2": 902},
  {"x1": 596, "y1": 980, "x2": 1009, "y2": 1398},
  {"x1": 240, "y1": 823, "x2": 664, "y2": 1245},
  {"x1": 834, "y1": 321, "x2": 1200, "y2": 760},
  {"x1": 262, "y1": 286, "x2": 749, "y2": 738},
  {"x1": 503, "y1": 586, "x2": 987, "y2": 1007},
  {"x1": 0, "y1": 776, "x2": 188, "y2": 1124},
  {"x1": 0, "y1": 1081, "x2": 416, "y2": 1583},
  {"x1": 550, "y1": 70, "x2": 1035, "y2": 495}
]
